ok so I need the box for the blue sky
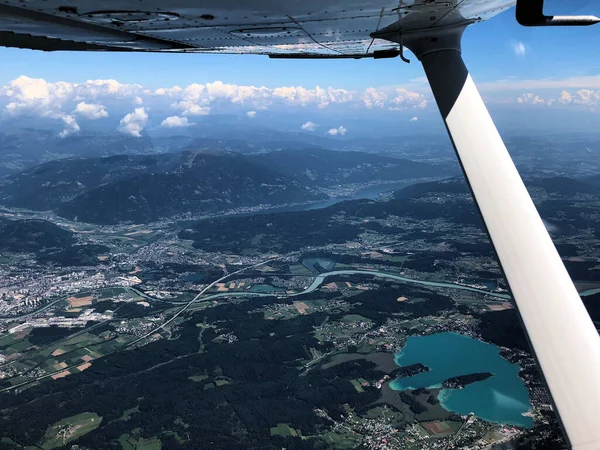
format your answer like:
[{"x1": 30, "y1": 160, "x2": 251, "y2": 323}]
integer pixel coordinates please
[{"x1": 1, "y1": 0, "x2": 600, "y2": 138}]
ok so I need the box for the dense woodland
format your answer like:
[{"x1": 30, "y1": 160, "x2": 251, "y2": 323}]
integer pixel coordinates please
[{"x1": 0, "y1": 279, "x2": 472, "y2": 449}]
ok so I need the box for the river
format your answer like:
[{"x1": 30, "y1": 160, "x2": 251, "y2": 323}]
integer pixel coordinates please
[{"x1": 291, "y1": 269, "x2": 512, "y2": 299}]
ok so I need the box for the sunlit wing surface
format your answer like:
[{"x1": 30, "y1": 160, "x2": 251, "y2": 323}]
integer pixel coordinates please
[{"x1": 0, "y1": 0, "x2": 514, "y2": 55}]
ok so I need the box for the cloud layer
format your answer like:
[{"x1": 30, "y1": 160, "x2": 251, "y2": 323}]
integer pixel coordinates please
[{"x1": 2, "y1": 74, "x2": 600, "y2": 137}]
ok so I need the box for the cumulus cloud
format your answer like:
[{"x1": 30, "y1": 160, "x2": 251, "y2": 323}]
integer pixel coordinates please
[
  {"x1": 517, "y1": 93, "x2": 546, "y2": 105},
  {"x1": 154, "y1": 86, "x2": 183, "y2": 97},
  {"x1": 133, "y1": 96, "x2": 143, "y2": 105},
  {"x1": 2, "y1": 75, "x2": 74, "y2": 119},
  {"x1": 389, "y1": 88, "x2": 429, "y2": 110},
  {"x1": 301, "y1": 121, "x2": 318, "y2": 131},
  {"x1": 73, "y1": 102, "x2": 108, "y2": 119},
  {"x1": 58, "y1": 115, "x2": 80, "y2": 138},
  {"x1": 362, "y1": 87, "x2": 387, "y2": 109},
  {"x1": 78, "y1": 79, "x2": 143, "y2": 98},
  {"x1": 571, "y1": 89, "x2": 600, "y2": 105},
  {"x1": 513, "y1": 41, "x2": 526, "y2": 56},
  {"x1": 327, "y1": 126, "x2": 347, "y2": 136},
  {"x1": 160, "y1": 115, "x2": 191, "y2": 128},
  {"x1": 246, "y1": 110, "x2": 257, "y2": 118},
  {"x1": 409, "y1": 116, "x2": 419, "y2": 122},
  {"x1": 273, "y1": 85, "x2": 353, "y2": 109},
  {"x1": 118, "y1": 107, "x2": 148, "y2": 137},
  {"x1": 559, "y1": 90, "x2": 572, "y2": 104},
  {"x1": 513, "y1": 90, "x2": 600, "y2": 107}
]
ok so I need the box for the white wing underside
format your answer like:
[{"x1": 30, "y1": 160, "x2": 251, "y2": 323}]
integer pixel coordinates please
[{"x1": 0, "y1": 0, "x2": 514, "y2": 55}]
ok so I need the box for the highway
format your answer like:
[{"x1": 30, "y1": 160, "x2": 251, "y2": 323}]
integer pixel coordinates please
[{"x1": 127, "y1": 256, "x2": 281, "y2": 347}]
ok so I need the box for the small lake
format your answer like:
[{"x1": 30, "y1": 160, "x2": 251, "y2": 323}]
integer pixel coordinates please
[{"x1": 390, "y1": 332, "x2": 533, "y2": 428}]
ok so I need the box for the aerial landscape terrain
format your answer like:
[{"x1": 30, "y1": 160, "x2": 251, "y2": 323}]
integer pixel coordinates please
[{"x1": 1, "y1": 124, "x2": 600, "y2": 450}]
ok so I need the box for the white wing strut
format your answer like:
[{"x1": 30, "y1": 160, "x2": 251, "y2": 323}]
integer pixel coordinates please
[{"x1": 399, "y1": 26, "x2": 600, "y2": 450}]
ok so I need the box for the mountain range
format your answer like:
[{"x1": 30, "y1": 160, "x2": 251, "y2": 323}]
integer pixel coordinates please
[
  {"x1": 0, "y1": 148, "x2": 447, "y2": 224},
  {"x1": 180, "y1": 175, "x2": 600, "y2": 261}
]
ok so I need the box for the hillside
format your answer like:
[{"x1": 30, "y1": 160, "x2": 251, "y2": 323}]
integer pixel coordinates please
[
  {"x1": 180, "y1": 176, "x2": 600, "y2": 263},
  {"x1": 0, "y1": 217, "x2": 107, "y2": 265},
  {"x1": 56, "y1": 152, "x2": 326, "y2": 224},
  {"x1": 0, "y1": 151, "x2": 326, "y2": 225},
  {"x1": 254, "y1": 148, "x2": 450, "y2": 186},
  {"x1": 0, "y1": 217, "x2": 74, "y2": 252},
  {"x1": 0, "y1": 148, "x2": 451, "y2": 225}
]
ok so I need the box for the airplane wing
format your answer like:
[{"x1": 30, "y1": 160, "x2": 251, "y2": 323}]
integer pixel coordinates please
[
  {"x1": 3, "y1": 1, "x2": 600, "y2": 449},
  {"x1": 0, "y1": 0, "x2": 514, "y2": 56}
]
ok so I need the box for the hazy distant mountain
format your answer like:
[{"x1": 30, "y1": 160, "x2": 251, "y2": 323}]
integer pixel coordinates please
[
  {"x1": 0, "y1": 153, "x2": 188, "y2": 211},
  {"x1": 254, "y1": 149, "x2": 451, "y2": 185},
  {"x1": 0, "y1": 130, "x2": 170, "y2": 177},
  {"x1": 0, "y1": 147, "x2": 452, "y2": 225},
  {"x1": 0, "y1": 151, "x2": 326, "y2": 224}
]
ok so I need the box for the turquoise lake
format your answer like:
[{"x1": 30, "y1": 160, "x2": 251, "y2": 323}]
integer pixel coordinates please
[{"x1": 390, "y1": 332, "x2": 534, "y2": 428}]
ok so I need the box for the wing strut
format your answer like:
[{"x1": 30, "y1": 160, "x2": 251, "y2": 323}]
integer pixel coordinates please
[{"x1": 393, "y1": 25, "x2": 600, "y2": 450}]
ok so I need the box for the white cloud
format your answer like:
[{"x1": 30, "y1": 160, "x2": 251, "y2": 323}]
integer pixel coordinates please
[
  {"x1": 559, "y1": 90, "x2": 573, "y2": 104},
  {"x1": 160, "y1": 115, "x2": 191, "y2": 128},
  {"x1": 301, "y1": 121, "x2": 318, "y2": 131},
  {"x1": 73, "y1": 102, "x2": 108, "y2": 119},
  {"x1": 118, "y1": 107, "x2": 148, "y2": 137},
  {"x1": 77, "y1": 79, "x2": 143, "y2": 99},
  {"x1": 327, "y1": 125, "x2": 347, "y2": 136},
  {"x1": 572, "y1": 89, "x2": 600, "y2": 105},
  {"x1": 273, "y1": 85, "x2": 353, "y2": 109},
  {"x1": 180, "y1": 104, "x2": 210, "y2": 116},
  {"x1": 513, "y1": 41, "x2": 526, "y2": 56},
  {"x1": 362, "y1": 87, "x2": 387, "y2": 109},
  {"x1": 517, "y1": 93, "x2": 546, "y2": 105},
  {"x1": 58, "y1": 115, "x2": 80, "y2": 138},
  {"x1": 513, "y1": 89, "x2": 600, "y2": 107},
  {"x1": 2, "y1": 75, "x2": 74, "y2": 119},
  {"x1": 133, "y1": 96, "x2": 143, "y2": 105},
  {"x1": 389, "y1": 88, "x2": 429, "y2": 110},
  {"x1": 154, "y1": 86, "x2": 183, "y2": 97},
  {"x1": 409, "y1": 116, "x2": 419, "y2": 122},
  {"x1": 246, "y1": 110, "x2": 257, "y2": 118}
]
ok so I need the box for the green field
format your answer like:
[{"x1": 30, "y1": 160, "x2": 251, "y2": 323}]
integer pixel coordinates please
[
  {"x1": 270, "y1": 423, "x2": 298, "y2": 437},
  {"x1": 41, "y1": 412, "x2": 102, "y2": 449},
  {"x1": 119, "y1": 434, "x2": 162, "y2": 450},
  {"x1": 340, "y1": 314, "x2": 372, "y2": 324},
  {"x1": 98, "y1": 287, "x2": 127, "y2": 300},
  {"x1": 349, "y1": 379, "x2": 365, "y2": 393},
  {"x1": 289, "y1": 264, "x2": 312, "y2": 275},
  {"x1": 188, "y1": 375, "x2": 209, "y2": 382},
  {"x1": 318, "y1": 431, "x2": 361, "y2": 449}
]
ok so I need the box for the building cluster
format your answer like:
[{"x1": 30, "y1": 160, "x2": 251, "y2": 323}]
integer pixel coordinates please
[
  {"x1": 0, "y1": 267, "x2": 141, "y2": 318},
  {"x1": 9, "y1": 309, "x2": 113, "y2": 333}
]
